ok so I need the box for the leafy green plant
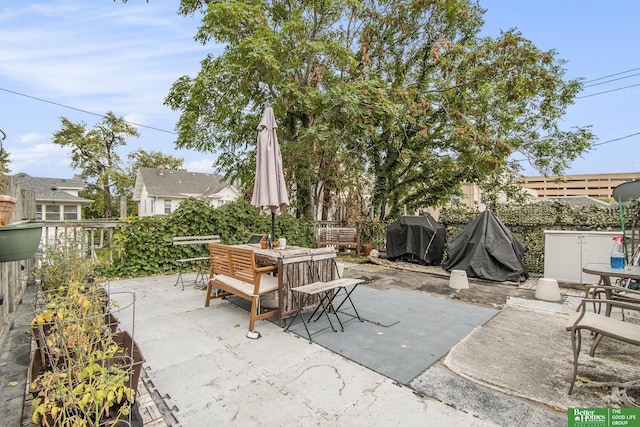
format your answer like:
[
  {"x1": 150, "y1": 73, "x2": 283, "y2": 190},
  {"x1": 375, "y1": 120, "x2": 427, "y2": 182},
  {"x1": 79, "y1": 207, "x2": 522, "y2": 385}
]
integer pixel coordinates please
[
  {"x1": 101, "y1": 198, "x2": 315, "y2": 278},
  {"x1": 95, "y1": 197, "x2": 640, "y2": 278},
  {"x1": 29, "y1": 246, "x2": 138, "y2": 426},
  {"x1": 355, "y1": 218, "x2": 387, "y2": 249}
]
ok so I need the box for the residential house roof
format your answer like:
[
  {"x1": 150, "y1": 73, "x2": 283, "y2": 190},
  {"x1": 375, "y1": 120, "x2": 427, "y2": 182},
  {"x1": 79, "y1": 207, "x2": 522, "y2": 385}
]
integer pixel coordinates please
[
  {"x1": 11, "y1": 173, "x2": 91, "y2": 204},
  {"x1": 132, "y1": 167, "x2": 236, "y2": 201}
]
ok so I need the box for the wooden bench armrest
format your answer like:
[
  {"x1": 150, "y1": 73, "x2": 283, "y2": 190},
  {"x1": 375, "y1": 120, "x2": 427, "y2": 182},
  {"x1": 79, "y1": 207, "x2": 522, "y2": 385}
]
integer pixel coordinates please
[{"x1": 256, "y1": 265, "x2": 277, "y2": 275}]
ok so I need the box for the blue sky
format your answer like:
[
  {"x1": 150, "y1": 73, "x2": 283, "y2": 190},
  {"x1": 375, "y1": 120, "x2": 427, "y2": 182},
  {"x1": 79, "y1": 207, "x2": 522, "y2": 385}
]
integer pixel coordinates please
[{"x1": 1, "y1": 1, "x2": 639, "y2": 179}]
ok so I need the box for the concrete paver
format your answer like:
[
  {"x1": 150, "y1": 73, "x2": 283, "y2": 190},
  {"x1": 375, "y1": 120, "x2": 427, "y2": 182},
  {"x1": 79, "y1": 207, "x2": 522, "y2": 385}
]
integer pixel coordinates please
[{"x1": 108, "y1": 273, "x2": 500, "y2": 426}]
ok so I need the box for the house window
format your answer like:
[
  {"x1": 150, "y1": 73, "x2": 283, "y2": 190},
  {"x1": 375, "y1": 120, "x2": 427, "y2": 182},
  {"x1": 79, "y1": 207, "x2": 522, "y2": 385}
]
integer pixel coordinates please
[
  {"x1": 46, "y1": 205, "x2": 60, "y2": 220},
  {"x1": 64, "y1": 205, "x2": 78, "y2": 220},
  {"x1": 164, "y1": 199, "x2": 171, "y2": 215},
  {"x1": 36, "y1": 205, "x2": 42, "y2": 220}
]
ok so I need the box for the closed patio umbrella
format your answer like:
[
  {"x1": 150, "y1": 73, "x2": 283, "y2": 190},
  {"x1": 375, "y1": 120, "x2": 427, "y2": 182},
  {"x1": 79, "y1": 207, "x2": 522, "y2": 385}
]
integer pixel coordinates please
[{"x1": 251, "y1": 106, "x2": 289, "y2": 244}]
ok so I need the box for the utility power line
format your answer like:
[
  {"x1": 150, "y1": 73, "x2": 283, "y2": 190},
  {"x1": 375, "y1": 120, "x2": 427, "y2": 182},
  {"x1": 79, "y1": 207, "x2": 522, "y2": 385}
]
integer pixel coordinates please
[
  {"x1": 592, "y1": 131, "x2": 640, "y2": 147},
  {"x1": 583, "y1": 67, "x2": 640, "y2": 84},
  {"x1": 577, "y1": 82, "x2": 640, "y2": 99},
  {"x1": 4, "y1": 64, "x2": 640, "y2": 138},
  {"x1": 0, "y1": 87, "x2": 177, "y2": 135},
  {"x1": 583, "y1": 72, "x2": 640, "y2": 88}
]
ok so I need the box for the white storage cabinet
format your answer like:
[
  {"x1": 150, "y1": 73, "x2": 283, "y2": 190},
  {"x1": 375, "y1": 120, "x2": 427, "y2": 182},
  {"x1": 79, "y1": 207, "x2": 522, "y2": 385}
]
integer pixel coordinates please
[{"x1": 544, "y1": 230, "x2": 621, "y2": 284}]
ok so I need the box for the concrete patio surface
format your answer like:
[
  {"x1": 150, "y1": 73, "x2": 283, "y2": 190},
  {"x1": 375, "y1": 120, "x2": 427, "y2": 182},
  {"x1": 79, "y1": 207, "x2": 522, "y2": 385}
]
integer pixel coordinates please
[
  {"x1": 2, "y1": 259, "x2": 597, "y2": 426},
  {"x1": 105, "y1": 272, "x2": 501, "y2": 426}
]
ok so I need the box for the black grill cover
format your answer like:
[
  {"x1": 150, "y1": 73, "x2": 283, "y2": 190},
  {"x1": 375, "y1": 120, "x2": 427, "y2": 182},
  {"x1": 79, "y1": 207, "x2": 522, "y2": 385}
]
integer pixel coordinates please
[
  {"x1": 443, "y1": 211, "x2": 528, "y2": 282},
  {"x1": 386, "y1": 215, "x2": 445, "y2": 266}
]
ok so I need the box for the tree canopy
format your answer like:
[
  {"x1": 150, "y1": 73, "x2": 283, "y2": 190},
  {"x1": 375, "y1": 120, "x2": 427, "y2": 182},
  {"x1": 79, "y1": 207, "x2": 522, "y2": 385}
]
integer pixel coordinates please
[
  {"x1": 53, "y1": 112, "x2": 138, "y2": 218},
  {"x1": 167, "y1": 0, "x2": 593, "y2": 220},
  {"x1": 52, "y1": 113, "x2": 184, "y2": 218}
]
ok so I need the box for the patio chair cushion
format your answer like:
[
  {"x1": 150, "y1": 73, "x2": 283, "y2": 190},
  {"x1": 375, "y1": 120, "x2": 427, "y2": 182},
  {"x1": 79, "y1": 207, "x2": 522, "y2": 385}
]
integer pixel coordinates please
[{"x1": 215, "y1": 273, "x2": 278, "y2": 297}]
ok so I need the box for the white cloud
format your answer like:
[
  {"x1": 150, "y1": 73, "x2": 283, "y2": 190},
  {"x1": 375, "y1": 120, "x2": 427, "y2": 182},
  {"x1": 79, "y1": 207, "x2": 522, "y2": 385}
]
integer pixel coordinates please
[
  {"x1": 0, "y1": 1, "x2": 212, "y2": 102},
  {"x1": 17, "y1": 132, "x2": 48, "y2": 145},
  {"x1": 0, "y1": 1, "x2": 220, "y2": 179},
  {"x1": 186, "y1": 158, "x2": 216, "y2": 173},
  {"x1": 124, "y1": 113, "x2": 147, "y2": 127},
  {"x1": 8, "y1": 143, "x2": 73, "y2": 178}
]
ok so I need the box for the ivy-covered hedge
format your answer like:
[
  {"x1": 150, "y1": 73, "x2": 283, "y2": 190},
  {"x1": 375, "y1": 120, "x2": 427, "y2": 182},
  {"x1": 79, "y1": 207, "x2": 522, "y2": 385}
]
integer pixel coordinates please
[
  {"x1": 100, "y1": 198, "x2": 315, "y2": 278},
  {"x1": 100, "y1": 197, "x2": 640, "y2": 278},
  {"x1": 439, "y1": 200, "x2": 640, "y2": 275}
]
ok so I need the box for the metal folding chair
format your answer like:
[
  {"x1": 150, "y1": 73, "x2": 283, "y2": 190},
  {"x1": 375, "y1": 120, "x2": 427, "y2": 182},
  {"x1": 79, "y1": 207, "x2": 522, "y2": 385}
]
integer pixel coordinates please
[{"x1": 285, "y1": 254, "x2": 343, "y2": 342}]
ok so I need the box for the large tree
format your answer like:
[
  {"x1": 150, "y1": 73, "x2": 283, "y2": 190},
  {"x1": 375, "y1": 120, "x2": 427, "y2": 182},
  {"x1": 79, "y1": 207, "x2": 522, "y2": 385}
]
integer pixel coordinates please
[
  {"x1": 127, "y1": 149, "x2": 184, "y2": 173},
  {"x1": 53, "y1": 111, "x2": 139, "y2": 218},
  {"x1": 167, "y1": 0, "x2": 592, "y2": 221}
]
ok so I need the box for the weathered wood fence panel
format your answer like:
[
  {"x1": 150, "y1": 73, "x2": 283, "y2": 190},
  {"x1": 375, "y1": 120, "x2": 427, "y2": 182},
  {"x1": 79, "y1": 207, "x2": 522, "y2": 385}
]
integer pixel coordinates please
[
  {"x1": 278, "y1": 254, "x2": 337, "y2": 327},
  {"x1": 0, "y1": 177, "x2": 37, "y2": 350}
]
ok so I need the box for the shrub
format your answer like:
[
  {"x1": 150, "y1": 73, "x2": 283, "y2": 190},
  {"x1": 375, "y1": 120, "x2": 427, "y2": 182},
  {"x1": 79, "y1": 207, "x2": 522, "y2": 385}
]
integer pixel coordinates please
[{"x1": 100, "y1": 198, "x2": 315, "y2": 278}]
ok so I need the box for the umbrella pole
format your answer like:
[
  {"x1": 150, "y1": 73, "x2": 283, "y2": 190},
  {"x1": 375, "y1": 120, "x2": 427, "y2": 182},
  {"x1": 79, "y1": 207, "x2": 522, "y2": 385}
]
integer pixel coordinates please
[{"x1": 271, "y1": 212, "x2": 276, "y2": 242}]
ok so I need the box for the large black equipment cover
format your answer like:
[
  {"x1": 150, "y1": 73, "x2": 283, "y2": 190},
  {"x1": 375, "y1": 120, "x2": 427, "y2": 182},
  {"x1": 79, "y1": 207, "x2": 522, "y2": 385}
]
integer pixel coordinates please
[
  {"x1": 386, "y1": 215, "x2": 445, "y2": 266},
  {"x1": 443, "y1": 211, "x2": 528, "y2": 282}
]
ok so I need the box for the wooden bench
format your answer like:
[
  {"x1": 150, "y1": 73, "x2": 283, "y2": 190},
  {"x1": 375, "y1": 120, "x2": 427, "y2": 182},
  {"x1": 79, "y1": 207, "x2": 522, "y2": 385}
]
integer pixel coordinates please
[
  {"x1": 173, "y1": 235, "x2": 220, "y2": 290},
  {"x1": 566, "y1": 297, "x2": 640, "y2": 394},
  {"x1": 205, "y1": 243, "x2": 279, "y2": 336},
  {"x1": 317, "y1": 228, "x2": 360, "y2": 255}
]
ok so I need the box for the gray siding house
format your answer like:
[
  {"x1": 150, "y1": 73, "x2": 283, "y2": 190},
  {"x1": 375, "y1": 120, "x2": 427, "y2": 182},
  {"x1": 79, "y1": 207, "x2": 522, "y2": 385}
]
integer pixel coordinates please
[
  {"x1": 11, "y1": 173, "x2": 91, "y2": 220},
  {"x1": 132, "y1": 166, "x2": 240, "y2": 217}
]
